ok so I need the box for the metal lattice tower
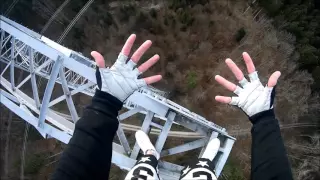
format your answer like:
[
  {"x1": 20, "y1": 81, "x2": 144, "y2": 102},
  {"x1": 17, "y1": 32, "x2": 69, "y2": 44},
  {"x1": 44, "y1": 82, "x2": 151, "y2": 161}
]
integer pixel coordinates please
[{"x1": 0, "y1": 16, "x2": 235, "y2": 179}]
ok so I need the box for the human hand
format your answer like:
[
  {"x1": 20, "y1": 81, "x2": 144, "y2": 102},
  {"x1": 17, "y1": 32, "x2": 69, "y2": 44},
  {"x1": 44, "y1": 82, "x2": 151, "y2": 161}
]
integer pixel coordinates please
[
  {"x1": 91, "y1": 34, "x2": 162, "y2": 102},
  {"x1": 215, "y1": 52, "x2": 281, "y2": 117}
]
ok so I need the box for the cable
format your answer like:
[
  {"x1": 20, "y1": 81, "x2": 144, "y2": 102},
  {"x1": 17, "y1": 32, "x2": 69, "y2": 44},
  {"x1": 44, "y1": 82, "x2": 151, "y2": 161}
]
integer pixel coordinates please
[
  {"x1": 4, "y1": 0, "x2": 20, "y2": 16},
  {"x1": 57, "y1": 0, "x2": 94, "y2": 43},
  {"x1": 41, "y1": 0, "x2": 71, "y2": 34}
]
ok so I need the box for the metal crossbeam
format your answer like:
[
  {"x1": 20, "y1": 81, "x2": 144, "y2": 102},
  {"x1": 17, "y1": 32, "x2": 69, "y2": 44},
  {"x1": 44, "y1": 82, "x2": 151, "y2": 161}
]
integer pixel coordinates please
[
  {"x1": 29, "y1": 48, "x2": 41, "y2": 108},
  {"x1": 130, "y1": 111, "x2": 155, "y2": 159},
  {"x1": 38, "y1": 57, "x2": 63, "y2": 128},
  {"x1": 161, "y1": 138, "x2": 209, "y2": 157},
  {"x1": 155, "y1": 112, "x2": 175, "y2": 152},
  {"x1": 0, "y1": 16, "x2": 235, "y2": 179},
  {"x1": 10, "y1": 37, "x2": 15, "y2": 90},
  {"x1": 117, "y1": 124, "x2": 131, "y2": 155},
  {"x1": 59, "y1": 67, "x2": 79, "y2": 122}
]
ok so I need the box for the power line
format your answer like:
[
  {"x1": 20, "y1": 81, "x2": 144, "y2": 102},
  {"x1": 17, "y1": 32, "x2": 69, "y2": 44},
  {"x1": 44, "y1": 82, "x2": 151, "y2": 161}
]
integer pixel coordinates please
[
  {"x1": 4, "y1": 0, "x2": 20, "y2": 16},
  {"x1": 37, "y1": 0, "x2": 94, "y2": 89},
  {"x1": 57, "y1": 0, "x2": 94, "y2": 43},
  {"x1": 41, "y1": 0, "x2": 71, "y2": 34},
  {"x1": 20, "y1": 123, "x2": 30, "y2": 180},
  {"x1": 3, "y1": 113, "x2": 12, "y2": 178}
]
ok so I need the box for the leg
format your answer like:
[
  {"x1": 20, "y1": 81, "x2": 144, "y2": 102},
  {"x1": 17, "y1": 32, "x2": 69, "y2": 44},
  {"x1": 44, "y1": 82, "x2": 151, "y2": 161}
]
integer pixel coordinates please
[
  {"x1": 125, "y1": 131, "x2": 161, "y2": 180},
  {"x1": 179, "y1": 138, "x2": 220, "y2": 180},
  {"x1": 124, "y1": 154, "x2": 160, "y2": 180}
]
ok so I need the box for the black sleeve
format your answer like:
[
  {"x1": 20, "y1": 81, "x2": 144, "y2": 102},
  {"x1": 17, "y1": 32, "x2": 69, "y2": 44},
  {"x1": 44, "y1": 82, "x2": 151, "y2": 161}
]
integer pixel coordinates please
[
  {"x1": 249, "y1": 110, "x2": 293, "y2": 180},
  {"x1": 51, "y1": 90, "x2": 123, "y2": 180}
]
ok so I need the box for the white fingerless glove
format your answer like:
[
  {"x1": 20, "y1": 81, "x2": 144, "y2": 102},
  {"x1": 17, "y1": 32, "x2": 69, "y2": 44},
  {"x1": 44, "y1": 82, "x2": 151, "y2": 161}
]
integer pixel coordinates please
[
  {"x1": 96, "y1": 53, "x2": 146, "y2": 102},
  {"x1": 230, "y1": 71, "x2": 276, "y2": 117}
]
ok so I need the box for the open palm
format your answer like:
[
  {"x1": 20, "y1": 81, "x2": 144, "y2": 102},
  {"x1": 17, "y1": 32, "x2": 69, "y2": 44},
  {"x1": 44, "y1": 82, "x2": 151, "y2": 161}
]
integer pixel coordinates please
[
  {"x1": 215, "y1": 52, "x2": 281, "y2": 117},
  {"x1": 91, "y1": 34, "x2": 162, "y2": 101}
]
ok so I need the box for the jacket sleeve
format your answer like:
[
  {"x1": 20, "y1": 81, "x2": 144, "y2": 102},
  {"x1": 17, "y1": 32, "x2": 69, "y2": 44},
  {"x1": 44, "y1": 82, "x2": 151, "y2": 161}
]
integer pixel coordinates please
[
  {"x1": 51, "y1": 90, "x2": 123, "y2": 180},
  {"x1": 249, "y1": 109, "x2": 293, "y2": 180}
]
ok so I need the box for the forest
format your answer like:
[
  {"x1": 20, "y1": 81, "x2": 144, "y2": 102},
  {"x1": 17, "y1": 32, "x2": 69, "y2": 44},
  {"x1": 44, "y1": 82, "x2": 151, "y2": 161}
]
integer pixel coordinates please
[
  {"x1": 0, "y1": 0, "x2": 319, "y2": 179},
  {"x1": 259, "y1": 0, "x2": 320, "y2": 92}
]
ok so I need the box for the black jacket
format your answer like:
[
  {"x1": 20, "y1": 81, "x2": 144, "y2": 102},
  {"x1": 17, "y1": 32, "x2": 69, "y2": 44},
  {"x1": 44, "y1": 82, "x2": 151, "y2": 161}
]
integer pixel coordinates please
[
  {"x1": 51, "y1": 90, "x2": 122, "y2": 180},
  {"x1": 51, "y1": 90, "x2": 293, "y2": 180}
]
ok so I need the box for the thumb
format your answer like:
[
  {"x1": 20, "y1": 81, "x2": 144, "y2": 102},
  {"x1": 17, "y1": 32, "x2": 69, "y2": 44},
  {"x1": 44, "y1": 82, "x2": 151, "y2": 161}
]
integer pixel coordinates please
[
  {"x1": 267, "y1": 71, "x2": 281, "y2": 87},
  {"x1": 91, "y1": 51, "x2": 105, "y2": 68}
]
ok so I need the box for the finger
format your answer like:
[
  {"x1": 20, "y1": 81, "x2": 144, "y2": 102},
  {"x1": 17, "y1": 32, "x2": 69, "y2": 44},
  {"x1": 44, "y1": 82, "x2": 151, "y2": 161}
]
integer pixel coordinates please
[
  {"x1": 242, "y1": 52, "x2": 256, "y2": 74},
  {"x1": 215, "y1": 75, "x2": 237, "y2": 92},
  {"x1": 127, "y1": 60, "x2": 137, "y2": 69},
  {"x1": 225, "y1": 58, "x2": 244, "y2": 81},
  {"x1": 239, "y1": 78, "x2": 249, "y2": 88},
  {"x1": 230, "y1": 97, "x2": 240, "y2": 105},
  {"x1": 248, "y1": 71, "x2": 260, "y2": 82},
  {"x1": 267, "y1": 71, "x2": 281, "y2": 87},
  {"x1": 215, "y1": 96, "x2": 232, "y2": 104},
  {"x1": 91, "y1": 51, "x2": 105, "y2": 68},
  {"x1": 138, "y1": 54, "x2": 160, "y2": 73},
  {"x1": 121, "y1": 34, "x2": 136, "y2": 56},
  {"x1": 131, "y1": 40, "x2": 152, "y2": 63},
  {"x1": 144, "y1": 75, "x2": 162, "y2": 85}
]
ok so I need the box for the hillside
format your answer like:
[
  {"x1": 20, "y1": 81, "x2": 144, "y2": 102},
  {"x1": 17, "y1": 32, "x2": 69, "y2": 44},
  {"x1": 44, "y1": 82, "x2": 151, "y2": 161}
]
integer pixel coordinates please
[{"x1": 1, "y1": 0, "x2": 319, "y2": 179}]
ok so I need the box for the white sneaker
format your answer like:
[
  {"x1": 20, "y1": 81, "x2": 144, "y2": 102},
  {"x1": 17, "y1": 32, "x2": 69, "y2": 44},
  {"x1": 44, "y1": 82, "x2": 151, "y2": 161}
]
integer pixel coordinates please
[
  {"x1": 201, "y1": 138, "x2": 221, "y2": 161},
  {"x1": 135, "y1": 130, "x2": 160, "y2": 159}
]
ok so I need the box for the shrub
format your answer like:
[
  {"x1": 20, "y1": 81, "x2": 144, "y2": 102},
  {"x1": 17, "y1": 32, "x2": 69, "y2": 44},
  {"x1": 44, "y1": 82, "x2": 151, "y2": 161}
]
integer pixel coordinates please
[
  {"x1": 258, "y1": 0, "x2": 284, "y2": 16},
  {"x1": 24, "y1": 153, "x2": 47, "y2": 175},
  {"x1": 28, "y1": 127, "x2": 43, "y2": 141},
  {"x1": 149, "y1": 22, "x2": 164, "y2": 35},
  {"x1": 209, "y1": 20, "x2": 214, "y2": 27},
  {"x1": 169, "y1": 0, "x2": 187, "y2": 10},
  {"x1": 285, "y1": 22, "x2": 304, "y2": 38},
  {"x1": 164, "y1": 14, "x2": 176, "y2": 28},
  {"x1": 136, "y1": 12, "x2": 148, "y2": 24},
  {"x1": 178, "y1": 10, "x2": 194, "y2": 27},
  {"x1": 164, "y1": 16, "x2": 169, "y2": 26},
  {"x1": 149, "y1": 8, "x2": 157, "y2": 18},
  {"x1": 298, "y1": 45, "x2": 318, "y2": 67},
  {"x1": 133, "y1": 12, "x2": 153, "y2": 31},
  {"x1": 311, "y1": 36, "x2": 320, "y2": 48},
  {"x1": 105, "y1": 12, "x2": 114, "y2": 26},
  {"x1": 312, "y1": 66, "x2": 320, "y2": 91},
  {"x1": 73, "y1": 27, "x2": 85, "y2": 39},
  {"x1": 187, "y1": 71, "x2": 197, "y2": 89},
  {"x1": 167, "y1": 52, "x2": 178, "y2": 62},
  {"x1": 180, "y1": 25, "x2": 187, "y2": 32},
  {"x1": 203, "y1": 6, "x2": 212, "y2": 14},
  {"x1": 119, "y1": 4, "x2": 137, "y2": 22},
  {"x1": 221, "y1": 161, "x2": 245, "y2": 180},
  {"x1": 235, "y1": 28, "x2": 246, "y2": 42},
  {"x1": 169, "y1": 0, "x2": 208, "y2": 9}
]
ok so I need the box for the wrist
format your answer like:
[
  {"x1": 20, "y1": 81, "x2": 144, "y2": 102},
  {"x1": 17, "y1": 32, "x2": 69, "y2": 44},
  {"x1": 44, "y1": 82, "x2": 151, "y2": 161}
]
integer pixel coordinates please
[
  {"x1": 249, "y1": 109, "x2": 275, "y2": 124},
  {"x1": 90, "y1": 90, "x2": 123, "y2": 113}
]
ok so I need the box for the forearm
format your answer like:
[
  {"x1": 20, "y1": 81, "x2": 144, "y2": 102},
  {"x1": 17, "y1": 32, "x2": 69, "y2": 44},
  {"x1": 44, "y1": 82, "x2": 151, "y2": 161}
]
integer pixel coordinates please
[
  {"x1": 250, "y1": 110, "x2": 293, "y2": 180},
  {"x1": 51, "y1": 90, "x2": 122, "y2": 180}
]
